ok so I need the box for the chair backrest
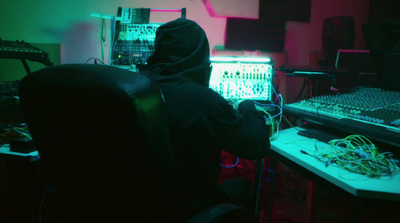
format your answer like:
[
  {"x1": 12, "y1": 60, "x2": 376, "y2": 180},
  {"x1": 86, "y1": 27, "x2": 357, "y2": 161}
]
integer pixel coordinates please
[{"x1": 19, "y1": 64, "x2": 180, "y2": 223}]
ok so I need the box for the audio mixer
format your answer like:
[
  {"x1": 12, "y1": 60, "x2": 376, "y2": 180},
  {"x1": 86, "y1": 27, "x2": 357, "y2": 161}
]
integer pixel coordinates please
[
  {"x1": 209, "y1": 57, "x2": 274, "y2": 101},
  {"x1": 284, "y1": 87, "x2": 400, "y2": 146}
]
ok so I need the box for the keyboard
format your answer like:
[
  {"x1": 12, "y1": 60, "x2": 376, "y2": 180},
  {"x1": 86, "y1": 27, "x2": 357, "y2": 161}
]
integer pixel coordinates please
[{"x1": 297, "y1": 128, "x2": 343, "y2": 143}]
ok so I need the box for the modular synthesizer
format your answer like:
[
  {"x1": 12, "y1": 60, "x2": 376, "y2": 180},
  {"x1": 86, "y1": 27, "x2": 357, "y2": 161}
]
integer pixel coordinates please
[{"x1": 209, "y1": 57, "x2": 274, "y2": 101}]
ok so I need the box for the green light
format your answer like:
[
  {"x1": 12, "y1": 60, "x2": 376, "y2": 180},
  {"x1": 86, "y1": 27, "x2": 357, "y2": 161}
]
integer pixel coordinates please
[{"x1": 210, "y1": 56, "x2": 271, "y2": 63}]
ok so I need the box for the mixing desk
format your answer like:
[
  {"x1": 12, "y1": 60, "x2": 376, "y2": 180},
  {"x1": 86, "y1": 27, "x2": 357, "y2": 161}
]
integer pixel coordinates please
[{"x1": 284, "y1": 87, "x2": 400, "y2": 147}]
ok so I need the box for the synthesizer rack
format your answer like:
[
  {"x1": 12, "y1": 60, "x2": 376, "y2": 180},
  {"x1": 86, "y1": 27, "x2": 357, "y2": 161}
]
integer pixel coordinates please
[
  {"x1": 111, "y1": 23, "x2": 160, "y2": 69},
  {"x1": 209, "y1": 57, "x2": 275, "y2": 101},
  {"x1": 110, "y1": 8, "x2": 158, "y2": 71},
  {"x1": 284, "y1": 87, "x2": 400, "y2": 147},
  {"x1": 110, "y1": 7, "x2": 186, "y2": 72}
]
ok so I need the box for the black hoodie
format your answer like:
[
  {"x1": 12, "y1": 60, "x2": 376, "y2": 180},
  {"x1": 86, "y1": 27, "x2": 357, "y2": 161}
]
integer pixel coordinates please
[{"x1": 145, "y1": 18, "x2": 269, "y2": 221}]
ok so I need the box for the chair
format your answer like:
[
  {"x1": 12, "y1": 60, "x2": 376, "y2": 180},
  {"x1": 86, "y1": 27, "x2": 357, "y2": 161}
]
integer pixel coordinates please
[
  {"x1": 19, "y1": 64, "x2": 180, "y2": 222},
  {"x1": 19, "y1": 64, "x2": 258, "y2": 223}
]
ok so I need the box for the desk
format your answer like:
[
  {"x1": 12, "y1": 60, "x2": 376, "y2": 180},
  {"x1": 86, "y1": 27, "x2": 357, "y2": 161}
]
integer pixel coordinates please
[
  {"x1": 0, "y1": 144, "x2": 39, "y2": 162},
  {"x1": 0, "y1": 144, "x2": 40, "y2": 222},
  {"x1": 266, "y1": 127, "x2": 400, "y2": 222}
]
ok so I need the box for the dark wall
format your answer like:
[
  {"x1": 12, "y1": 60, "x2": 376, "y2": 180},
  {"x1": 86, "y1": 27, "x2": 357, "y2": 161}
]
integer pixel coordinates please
[{"x1": 368, "y1": 0, "x2": 400, "y2": 22}]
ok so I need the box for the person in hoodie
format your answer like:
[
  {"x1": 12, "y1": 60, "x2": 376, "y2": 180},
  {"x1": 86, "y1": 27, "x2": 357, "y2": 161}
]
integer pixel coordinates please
[{"x1": 144, "y1": 18, "x2": 270, "y2": 221}]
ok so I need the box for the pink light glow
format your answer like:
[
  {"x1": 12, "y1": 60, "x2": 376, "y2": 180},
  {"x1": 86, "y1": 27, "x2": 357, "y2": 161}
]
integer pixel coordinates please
[
  {"x1": 203, "y1": 0, "x2": 217, "y2": 17},
  {"x1": 202, "y1": 0, "x2": 259, "y2": 19}
]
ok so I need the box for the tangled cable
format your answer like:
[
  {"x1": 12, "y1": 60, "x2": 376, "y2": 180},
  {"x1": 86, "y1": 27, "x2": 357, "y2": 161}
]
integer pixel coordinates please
[{"x1": 314, "y1": 135, "x2": 400, "y2": 177}]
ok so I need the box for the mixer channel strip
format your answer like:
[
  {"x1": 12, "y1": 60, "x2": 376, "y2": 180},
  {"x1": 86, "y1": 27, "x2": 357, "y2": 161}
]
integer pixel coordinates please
[{"x1": 284, "y1": 87, "x2": 400, "y2": 147}]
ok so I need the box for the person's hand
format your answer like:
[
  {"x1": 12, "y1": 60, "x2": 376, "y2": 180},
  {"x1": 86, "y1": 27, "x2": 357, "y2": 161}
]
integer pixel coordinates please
[{"x1": 237, "y1": 100, "x2": 257, "y2": 115}]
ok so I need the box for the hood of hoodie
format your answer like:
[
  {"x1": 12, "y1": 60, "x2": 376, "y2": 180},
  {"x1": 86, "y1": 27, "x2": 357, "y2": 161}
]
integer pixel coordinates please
[{"x1": 146, "y1": 18, "x2": 211, "y2": 87}]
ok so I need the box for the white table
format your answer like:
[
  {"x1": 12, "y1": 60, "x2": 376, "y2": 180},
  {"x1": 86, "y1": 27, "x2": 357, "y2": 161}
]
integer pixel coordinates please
[
  {"x1": 0, "y1": 144, "x2": 39, "y2": 162},
  {"x1": 266, "y1": 127, "x2": 400, "y2": 222}
]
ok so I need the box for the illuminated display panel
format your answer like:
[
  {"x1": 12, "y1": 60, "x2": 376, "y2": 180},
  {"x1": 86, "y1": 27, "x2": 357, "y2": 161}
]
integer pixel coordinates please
[{"x1": 209, "y1": 57, "x2": 274, "y2": 101}]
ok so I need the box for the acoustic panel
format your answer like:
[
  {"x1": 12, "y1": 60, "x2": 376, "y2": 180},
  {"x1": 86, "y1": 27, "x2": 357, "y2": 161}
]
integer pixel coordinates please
[
  {"x1": 225, "y1": 18, "x2": 286, "y2": 52},
  {"x1": 259, "y1": 0, "x2": 311, "y2": 23}
]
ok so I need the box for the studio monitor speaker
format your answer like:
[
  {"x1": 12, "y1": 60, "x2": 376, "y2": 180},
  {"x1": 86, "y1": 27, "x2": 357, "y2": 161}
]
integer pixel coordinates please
[
  {"x1": 225, "y1": 18, "x2": 286, "y2": 52},
  {"x1": 322, "y1": 16, "x2": 355, "y2": 64}
]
